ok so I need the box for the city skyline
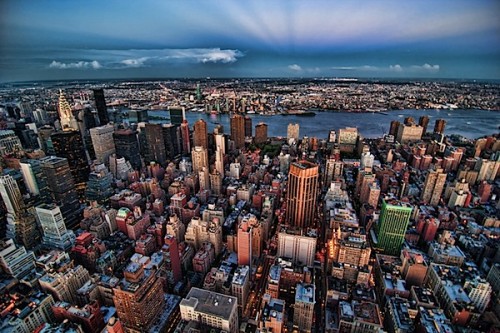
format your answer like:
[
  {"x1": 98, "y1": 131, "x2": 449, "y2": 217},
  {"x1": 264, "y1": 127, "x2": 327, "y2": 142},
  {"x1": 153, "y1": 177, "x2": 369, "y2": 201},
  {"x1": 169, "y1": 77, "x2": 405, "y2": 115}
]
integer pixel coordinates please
[{"x1": 1, "y1": 0, "x2": 499, "y2": 82}]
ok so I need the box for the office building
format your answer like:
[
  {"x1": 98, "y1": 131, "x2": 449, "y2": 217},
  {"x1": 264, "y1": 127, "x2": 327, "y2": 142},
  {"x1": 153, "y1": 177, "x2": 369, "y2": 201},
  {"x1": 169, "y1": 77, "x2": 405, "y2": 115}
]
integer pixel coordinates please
[
  {"x1": 144, "y1": 123, "x2": 167, "y2": 164},
  {"x1": 180, "y1": 288, "x2": 239, "y2": 333},
  {"x1": 287, "y1": 123, "x2": 300, "y2": 141},
  {"x1": 421, "y1": 168, "x2": 447, "y2": 206},
  {"x1": 52, "y1": 300, "x2": 104, "y2": 333},
  {"x1": 39, "y1": 265, "x2": 90, "y2": 304},
  {"x1": 396, "y1": 123, "x2": 424, "y2": 143},
  {"x1": 85, "y1": 164, "x2": 113, "y2": 204},
  {"x1": 1, "y1": 174, "x2": 40, "y2": 249},
  {"x1": 375, "y1": 198, "x2": 412, "y2": 255},
  {"x1": 285, "y1": 160, "x2": 319, "y2": 228},
  {"x1": 230, "y1": 114, "x2": 245, "y2": 149},
  {"x1": 113, "y1": 261, "x2": 165, "y2": 332},
  {"x1": 0, "y1": 238, "x2": 35, "y2": 279},
  {"x1": 259, "y1": 295, "x2": 285, "y2": 333},
  {"x1": 40, "y1": 156, "x2": 82, "y2": 229},
  {"x1": 169, "y1": 106, "x2": 185, "y2": 125},
  {"x1": 231, "y1": 265, "x2": 250, "y2": 310},
  {"x1": 113, "y1": 128, "x2": 141, "y2": 169},
  {"x1": 330, "y1": 229, "x2": 371, "y2": 267},
  {"x1": 58, "y1": 90, "x2": 78, "y2": 131},
  {"x1": 35, "y1": 203, "x2": 75, "y2": 251},
  {"x1": 193, "y1": 119, "x2": 208, "y2": 149},
  {"x1": 434, "y1": 119, "x2": 446, "y2": 134},
  {"x1": 385, "y1": 297, "x2": 414, "y2": 333},
  {"x1": 185, "y1": 216, "x2": 223, "y2": 256},
  {"x1": 192, "y1": 146, "x2": 209, "y2": 174},
  {"x1": 163, "y1": 235, "x2": 182, "y2": 286},
  {"x1": 93, "y1": 88, "x2": 109, "y2": 125},
  {"x1": 20, "y1": 159, "x2": 50, "y2": 202},
  {"x1": 244, "y1": 116, "x2": 252, "y2": 137},
  {"x1": 254, "y1": 122, "x2": 268, "y2": 144},
  {"x1": 277, "y1": 226, "x2": 317, "y2": 267},
  {"x1": 50, "y1": 130, "x2": 90, "y2": 195},
  {"x1": 215, "y1": 133, "x2": 226, "y2": 155},
  {"x1": 293, "y1": 283, "x2": 315, "y2": 333},
  {"x1": 419, "y1": 115, "x2": 430, "y2": 134},
  {"x1": 0, "y1": 130, "x2": 22, "y2": 155},
  {"x1": 90, "y1": 124, "x2": 115, "y2": 165},
  {"x1": 180, "y1": 119, "x2": 191, "y2": 155}
]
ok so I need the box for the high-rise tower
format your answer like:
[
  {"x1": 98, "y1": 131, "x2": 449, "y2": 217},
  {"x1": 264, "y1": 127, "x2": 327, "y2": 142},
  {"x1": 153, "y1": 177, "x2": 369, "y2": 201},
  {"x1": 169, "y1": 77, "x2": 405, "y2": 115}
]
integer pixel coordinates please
[
  {"x1": 193, "y1": 119, "x2": 208, "y2": 149},
  {"x1": 113, "y1": 128, "x2": 141, "y2": 170},
  {"x1": 421, "y1": 168, "x2": 447, "y2": 206},
  {"x1": 191, "y1": 146, "x2": 208, "y2": 174},
  {"x1": 285, "y1": 161, "x2": 319, "y2": 228},
  {"x1": 376, "y1": 198, "x2": 412, "y2": 255},
  {"x1": 40, "y1": 156, "x2": 81, "y2": 230},
  {"x1": 230, "y1": 114, "x2": 245, "y2": 149},
  {"x1": 58, "y1": 90, "x2": 78, "y2": 131},
  {"x1": 254, "y1": 122, "x2": 268, "y2": 144},
  {"x1": 90, "y1": 124, "x2": 115, "y2": 165},
  {"x1": 93, "y1": 89, "x2": 109, "y2": 126}
]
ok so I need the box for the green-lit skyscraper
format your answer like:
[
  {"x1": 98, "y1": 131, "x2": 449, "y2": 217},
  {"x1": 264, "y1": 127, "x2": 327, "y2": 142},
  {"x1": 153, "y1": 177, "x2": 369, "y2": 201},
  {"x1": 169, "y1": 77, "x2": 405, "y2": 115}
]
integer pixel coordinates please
[{"x1": 376, "y1": 198, "x2": 412, "y2": 255}]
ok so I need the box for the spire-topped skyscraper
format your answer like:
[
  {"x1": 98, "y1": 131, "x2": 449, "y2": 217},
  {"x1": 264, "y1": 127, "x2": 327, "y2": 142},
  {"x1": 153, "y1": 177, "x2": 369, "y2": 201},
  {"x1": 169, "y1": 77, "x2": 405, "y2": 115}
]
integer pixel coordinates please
[{"x1": 58, "y1": 90, "x2": 78, "y2": 131}]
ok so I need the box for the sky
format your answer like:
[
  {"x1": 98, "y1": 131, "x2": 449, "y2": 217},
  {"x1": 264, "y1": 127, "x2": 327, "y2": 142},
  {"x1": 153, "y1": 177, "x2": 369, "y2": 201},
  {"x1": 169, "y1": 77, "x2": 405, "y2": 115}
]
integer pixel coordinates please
[{"x1": 1, "y1": 0, "x2": 499, "y2": 82}]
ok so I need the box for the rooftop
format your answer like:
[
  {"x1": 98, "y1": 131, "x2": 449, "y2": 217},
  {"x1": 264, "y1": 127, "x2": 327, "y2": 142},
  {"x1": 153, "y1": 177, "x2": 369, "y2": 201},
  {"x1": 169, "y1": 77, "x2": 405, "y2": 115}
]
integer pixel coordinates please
[
  {"x1": 295, "y1": 283, "x2": 315, "y2": 304},
  {"x1": 180, "y1": 287, "x2": 237, "y2": 320}
]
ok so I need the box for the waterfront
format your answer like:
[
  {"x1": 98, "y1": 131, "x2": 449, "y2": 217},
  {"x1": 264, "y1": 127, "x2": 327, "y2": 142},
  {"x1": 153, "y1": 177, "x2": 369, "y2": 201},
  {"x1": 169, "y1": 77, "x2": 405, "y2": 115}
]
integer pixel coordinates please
[{"x1": 144, "y1": 109, "x2": 500, "y2": 139}]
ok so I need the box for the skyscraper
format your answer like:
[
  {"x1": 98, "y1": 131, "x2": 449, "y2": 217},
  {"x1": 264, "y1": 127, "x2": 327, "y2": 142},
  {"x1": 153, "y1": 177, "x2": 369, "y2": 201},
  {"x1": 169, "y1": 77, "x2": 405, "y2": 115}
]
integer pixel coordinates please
[
  {"x1": 287, "y1": 123, "x2": 299, "y2": 141},
  {"x1": 58, "y1": 90, "x2": 78, "y2": 131},
  {"x1": 90, "y1": 124, "x2": 115, "y2": 165},
  {"x1": 193, "y1": 119, "x2": 208, "y2": 149},
  {"x1": 434, "y1": 119, "x2": 446, "y2": 134},
  {"x1": 144, "y1": 123, "x2": 167, "y2": 164},
  {"x1": 20, "y1": 159, "x2": 50, "y2": 202},
  {"x1": 254, "y1": 122, "x2": 268, "y2": 144},
  {"x1": 191, "y1": 146, "x2": 208, "y2": 174},
  {"x1": 113, "y1": 261, "x2": 165, "y2": 332},
  {"x1": 376, "y1": 198, "x2": 412, "y2": 255},
  {"x1": 169, "y1": 106, "x2": 185, "y2": 125},
  {"x1": 113, "y1": 128, "x2": 141, "y2": 169},
  {"x1": 180, "y1": 119, "x2": 191, "y2": 155},
  {"x1": 93, "y1": 89, "x2": 109, "y2": 126},
  {"x1": 35, "y1": 203, "x2": 75, "y2": 251},
  {"x1": 293, "y1": 283, "x2": 315, "y2": 333},
  {"x1": 51, "y1": 130, "x2": 90, "y2": 195},
  {"x1": 230, "y1": 114, "x2": 245, "y2": 149},
  {"x1": 40, "y1": 156, "x2": 81, "y2": 229},
  {"x1": 421, "y1": 168, "x2": 447, "y2": 206},
  {"x1": 0, "y1": 174, "x2": 40, "y2": 249},
  {"x1": 419, "y1": 115, "x2": 430, "y2": 134},
  {"x1": 244, "y1": 116, "x2": 252, "y2": 137},
  {"x1": 285, "y1": 161, "x2": 319, "y2": 228},
  {"x1": 214, "y1": 133, "x2": 226, "y2": 155}
]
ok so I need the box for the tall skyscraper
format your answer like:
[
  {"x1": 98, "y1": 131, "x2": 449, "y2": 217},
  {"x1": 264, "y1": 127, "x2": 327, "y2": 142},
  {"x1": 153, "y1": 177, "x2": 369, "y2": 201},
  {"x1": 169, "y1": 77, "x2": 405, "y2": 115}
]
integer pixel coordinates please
[
  {"x1": 285, "y1": 161, "x2": 319, "y2": 228},
  {"x1": 0, "y1": 238, "x2": 36, "y2": 279},
  {"x1": 180, "y1": 119, "x2": 191, "y2": 155},
  {"x1": 293, "y1": 283, "x2": 315, "y2": 333},
  {"x1": 41, "y1": 156, "x2": 81, "y2": 229},
  {"x1": 215, "y1": 147, "x2": 224, "y2": 176},
  {"x1": 162, "y1": 124, "x2": 182, "y2": 160},
  {"x1": 244, "y1": 116, "x2": 252, "y2": 137},
  {"x1": 163, "y1": 235, "x2": 182, "y2": 287},
  {"x1": 287, "y1": 123, "x2": 299, "y2": 141},
  {"x1": 237, "y1": 218, "x2": 252, "y2": 267},
  {"x1": 169, "y1": 106, "x2": 185, "y2": 125},
  {"x1": 0, "y1": 130, "x2": 22, "y2": 155},
  {"x1": 35, "y1": 203, "x2": 75, "y2": 251},
  {"x1": 191, "y1": 146, "x2": 208, "y2": 174},
  {"x1": 20, "y1": 159, "x2": 50, "y2": 202},
  {"x1": 144, "y1": 123, "x2": 167, "y2": 164},
  {"x1": 389, "y1": 120, "x2": 400, "y2": 137},
  {"x1": 376, "y1": 198, "x2": 412, "y2": 255},
  {"x1": 434, "y1": 119, "x2": 446, "y2": 134},
  {"x1": 421, "y1": 168, "x2": 447, "y2": 206},
  {"x1": 90, "y1": 124, "x2": 115, "y2": 165},
  {"x1": 0, "y1": 174, "x2": 40, "y2": 249},
  {"x1": 51, "y1": 130, "x2": 90, "y2": 195},
  {"x1": 113, "y1": 261, "x2": 165, "y2": 332},
  {"x1": 254, "y1": 122, "x2": 268, "y2": 144},
  {"x1": 230, "y1": 114, "x2": 245, "y2": 149},
  {"x1": 215, "y1": 133, "x2": 226, "y2": 155},
  {"x1": 113, "y1": 128, "x2": 141, "y2": 170},
  {"x1": 93, "y1": 89, "x2": 109, "y2": 126},
  {"x1": 419, "y1": 115, "x2": 430, "y2": 134},
  {"x1": 193, "y1": 119, "x2": 208, "y2": 149},
  {"x1": 58, "y1": 90, "x2": 78, "y2": 131}
]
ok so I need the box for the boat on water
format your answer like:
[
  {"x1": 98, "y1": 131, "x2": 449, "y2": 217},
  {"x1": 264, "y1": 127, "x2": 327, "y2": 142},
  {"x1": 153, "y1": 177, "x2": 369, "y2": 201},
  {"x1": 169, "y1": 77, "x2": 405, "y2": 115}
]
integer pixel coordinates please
[{"x1": 282, "y1": 110, "x2": 316, "y2": 117}]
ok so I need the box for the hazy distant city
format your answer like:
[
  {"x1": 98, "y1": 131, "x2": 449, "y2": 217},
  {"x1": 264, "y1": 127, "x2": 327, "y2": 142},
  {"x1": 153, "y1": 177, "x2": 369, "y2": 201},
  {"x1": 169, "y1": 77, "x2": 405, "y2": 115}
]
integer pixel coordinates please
[{"x1": 1, "y1": 1, "x2": 500, "y2": 333}]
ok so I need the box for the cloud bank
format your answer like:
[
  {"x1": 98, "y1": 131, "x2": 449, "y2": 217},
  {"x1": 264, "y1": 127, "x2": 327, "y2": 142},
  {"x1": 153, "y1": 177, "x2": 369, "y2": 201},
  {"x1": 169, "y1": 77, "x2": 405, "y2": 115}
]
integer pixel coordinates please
[
  {"x1": 332, "y1": 64, "x2": 440, "y2": 73},
  {"x1": 48, "y1": 48, "x2": 244, "y2": 70}
]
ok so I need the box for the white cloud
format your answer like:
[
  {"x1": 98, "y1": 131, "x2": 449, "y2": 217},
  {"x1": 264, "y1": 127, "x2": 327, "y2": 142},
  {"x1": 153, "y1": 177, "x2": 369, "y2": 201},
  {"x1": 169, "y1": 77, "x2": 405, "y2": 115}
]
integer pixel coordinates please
[
  {"x1": 288, "y1": 64, "x2": 302, "y2": 71},
  {"x1": 121, "y1": 57, "x2": 150, "y2": 68},
  {"x1": 389, "y1": 64, "x2": 403, "y2": 72},
  {"x1": 49, "y1": 60, "x2": 102, "y2": 69},
  {"x1": 411, "y1": 63, "x2": 440, "y2": 71}
]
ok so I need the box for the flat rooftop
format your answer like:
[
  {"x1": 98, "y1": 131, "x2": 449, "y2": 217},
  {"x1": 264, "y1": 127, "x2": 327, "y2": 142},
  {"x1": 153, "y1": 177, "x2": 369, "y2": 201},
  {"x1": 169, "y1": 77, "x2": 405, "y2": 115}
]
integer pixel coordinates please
[{"x1": 181, "y1": 287, "x2": 237, "y2": 320}]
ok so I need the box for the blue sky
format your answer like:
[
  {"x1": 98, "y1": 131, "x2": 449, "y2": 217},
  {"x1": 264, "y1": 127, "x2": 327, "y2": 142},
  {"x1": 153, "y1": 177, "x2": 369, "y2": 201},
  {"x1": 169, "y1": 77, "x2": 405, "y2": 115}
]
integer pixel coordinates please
[{"x1": 1, "y1": 0, "x2": 499, "y2": 82}]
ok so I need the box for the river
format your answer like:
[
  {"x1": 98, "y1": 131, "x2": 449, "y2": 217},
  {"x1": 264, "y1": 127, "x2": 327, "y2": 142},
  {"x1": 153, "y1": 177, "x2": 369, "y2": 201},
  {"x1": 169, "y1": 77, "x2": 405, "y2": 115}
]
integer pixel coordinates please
[{"x1": 136, "y1": 109, "x2": 499, "y2": 139}]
